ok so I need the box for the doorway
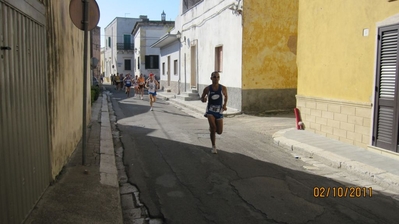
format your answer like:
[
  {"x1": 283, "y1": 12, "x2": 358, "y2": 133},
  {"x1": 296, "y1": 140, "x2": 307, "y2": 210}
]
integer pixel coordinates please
[
  {"x1": 373, "y1": 24, "x2": 399, "y2": 152},
  {"x1": 167, "y1": 55, "x2": 171, "y2": 86},
  {"x1": 190, "y1": 45, "x2": 197, "y2": 89}
]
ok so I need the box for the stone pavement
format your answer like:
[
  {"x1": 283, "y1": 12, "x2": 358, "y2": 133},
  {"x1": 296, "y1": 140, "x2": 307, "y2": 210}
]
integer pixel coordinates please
[
  {"x1": 157, "y1": 90, "x2": 399, "y2": 196},
  {"x1": 24, "y1": 93, "x2": 123, "y2": 224}
]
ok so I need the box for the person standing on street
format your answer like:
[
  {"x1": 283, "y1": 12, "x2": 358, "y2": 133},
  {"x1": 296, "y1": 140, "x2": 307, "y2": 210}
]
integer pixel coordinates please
[
  {"x1": 111, "y1": 74, "x2": 114, "y2": 86},
  {"x1": 138, "y1": 74, "x2": 146, "y2": 100},
  {"x1": 145, "y1": 73, "x2": 159, "y2": 111},
  {"x1": 119, "y1": 73, "x2": 124, "y2": 91},
  {"x1": 115, "y1": 73, "x2": 120, "y2": 90},
  {"x1": 201, "y1": 71, "x2": 228, "y2": 154},
  {"x1": 133, "y1": 75, "x2": 139, "y2": 95}
]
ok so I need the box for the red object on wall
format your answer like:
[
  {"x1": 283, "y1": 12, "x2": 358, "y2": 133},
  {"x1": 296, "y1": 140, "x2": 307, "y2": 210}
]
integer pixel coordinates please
[{"x1": 294, "y1": 108, "x2": 302, "y2": 130}]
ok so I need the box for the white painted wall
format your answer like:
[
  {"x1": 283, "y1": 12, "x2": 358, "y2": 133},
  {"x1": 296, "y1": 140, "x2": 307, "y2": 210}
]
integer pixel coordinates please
[
  {"x1": 178, "y1": 0, "x2": 242, "y2": 89},
  {"x1": 115, "y1": 18, "x2": 139, "y2": 76},
  {"x1": 100, "y1": 47, "x2": 105, "y2": 76},
  {"x1": 159, "y1": 41, "x2": 180, "y2": 83},
  {"x1": 104, "y1": 17, "x2": 141, "y2": 77},
  {"x1": 134, "y1": 29, "x2": 143, "y2": 77},
  {"x1": 104, "y1": 19, "x2": 116, "y2": 77},
  {"x1": 145, "y1": 29, "x2": 165, "y2": 55},
  {"x1": 134, "y1": 25, "x2": 175, "y2": 79}
]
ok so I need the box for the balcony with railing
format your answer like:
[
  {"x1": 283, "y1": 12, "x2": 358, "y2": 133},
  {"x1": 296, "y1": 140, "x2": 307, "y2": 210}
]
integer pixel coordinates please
[{"x1": 117, "y1": 43, "x2": 134, "y2": 50}]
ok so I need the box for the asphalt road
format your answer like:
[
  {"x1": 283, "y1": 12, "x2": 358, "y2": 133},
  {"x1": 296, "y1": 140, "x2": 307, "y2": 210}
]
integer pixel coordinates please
[{"x1": 106, "y1": 86, "x2": 399, "y2": 224}]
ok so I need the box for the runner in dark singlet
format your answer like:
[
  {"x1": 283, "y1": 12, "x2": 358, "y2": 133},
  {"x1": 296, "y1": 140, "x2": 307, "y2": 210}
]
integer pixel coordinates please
[
  {"x1": 201, "y1": 71, "x2": 228, "y2": 154},
  {"x1": 123, "y1": 74, "x2": 133, "y2": 97}
]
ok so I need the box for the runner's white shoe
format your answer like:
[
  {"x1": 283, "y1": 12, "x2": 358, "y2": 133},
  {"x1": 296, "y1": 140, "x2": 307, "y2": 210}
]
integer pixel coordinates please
[{"x1": 211, "y1": 146, "x2": 217, "y2": 154}]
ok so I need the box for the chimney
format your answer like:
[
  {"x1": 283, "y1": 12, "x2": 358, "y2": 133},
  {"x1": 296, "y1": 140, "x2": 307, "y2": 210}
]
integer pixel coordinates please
[{"x1": 139, "y1": 15, "x2": 149, "y2": 21}]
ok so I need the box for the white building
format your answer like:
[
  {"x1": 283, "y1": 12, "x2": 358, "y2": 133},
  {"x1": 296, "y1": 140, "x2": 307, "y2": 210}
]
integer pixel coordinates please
[
  {"x1": 181, "y1": 0, "x2": 242, "y2": 109},
  {"x1": 150, "y1": 32, "x2": 180, "y2": 93},
  {"x1": 152, "y1": 0, "x2": 243, "y2": 108},
  {"x1": 104, "y1": 17, "x2": 142, "y2": 79},
  {"x1": 100, "y1": 47, "x2": 105, "y2": 80},
  {"x1": 132, "y1": 15, "x2": 175, "y2": 80}
]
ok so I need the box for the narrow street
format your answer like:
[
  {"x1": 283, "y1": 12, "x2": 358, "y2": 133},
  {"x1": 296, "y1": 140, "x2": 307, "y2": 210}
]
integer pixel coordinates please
[{"x1": 106, "y1": 85, "x2": 399, "y2": 224}]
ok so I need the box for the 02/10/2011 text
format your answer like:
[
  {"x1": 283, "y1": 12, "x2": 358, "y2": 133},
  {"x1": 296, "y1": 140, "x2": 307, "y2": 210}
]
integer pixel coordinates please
[{"x1": 313, "y1": 186, "x2": 372, "y2": 198}]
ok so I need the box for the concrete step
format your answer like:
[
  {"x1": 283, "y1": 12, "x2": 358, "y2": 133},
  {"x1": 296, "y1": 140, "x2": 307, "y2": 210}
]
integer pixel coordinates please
[{"x1": 176, "y1": 92, "x2": 200, "y2": 101}]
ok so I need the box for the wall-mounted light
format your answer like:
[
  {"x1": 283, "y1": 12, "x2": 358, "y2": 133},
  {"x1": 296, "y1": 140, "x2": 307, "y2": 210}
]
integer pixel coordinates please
[
  {"x1": 176, "y1": 31, "x2": 186, "y2": 43},
  {"x1": 229, "y1": 0, "x2": 243, "y2": 15}
]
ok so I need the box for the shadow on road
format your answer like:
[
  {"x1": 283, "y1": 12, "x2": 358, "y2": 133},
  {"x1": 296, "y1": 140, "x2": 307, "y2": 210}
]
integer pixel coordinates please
[{"x1": 105, "y1": 84, "x2": 399, "y2": 224}]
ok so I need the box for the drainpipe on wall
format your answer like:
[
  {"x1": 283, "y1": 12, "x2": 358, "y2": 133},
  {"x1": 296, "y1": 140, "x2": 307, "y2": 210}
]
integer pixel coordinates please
[
  {"x1": 184, "y1": 53, "x2": 187, "y2": 93},
  {"x1": 178, "y1": 43, "x2": 181, "y2": 95}
]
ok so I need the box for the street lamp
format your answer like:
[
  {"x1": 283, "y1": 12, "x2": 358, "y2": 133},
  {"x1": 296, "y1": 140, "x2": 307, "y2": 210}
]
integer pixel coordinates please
[{"x1": 176, "y1": 31, "x2": 186, "y2": 43}]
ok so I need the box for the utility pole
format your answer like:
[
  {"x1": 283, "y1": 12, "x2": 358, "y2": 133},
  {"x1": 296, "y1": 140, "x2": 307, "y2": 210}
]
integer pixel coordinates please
[
  {"x1": 69, "y1": 0, "x2": 100, "y2": 165},
  {"x1": 82, "y1": 0, "x2": 89, "y2": 165}
]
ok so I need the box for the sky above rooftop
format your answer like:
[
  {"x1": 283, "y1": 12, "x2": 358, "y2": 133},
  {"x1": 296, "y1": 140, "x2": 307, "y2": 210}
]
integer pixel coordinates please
[{"x1": 96, "y1": 0, "x2": 180, "y2": 47}]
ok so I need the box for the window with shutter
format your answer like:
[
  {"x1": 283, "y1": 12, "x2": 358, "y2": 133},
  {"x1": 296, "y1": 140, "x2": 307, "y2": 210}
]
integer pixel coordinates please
[
  {"x1": 124, "y1": 59, "x2": 131, "y2": 70},
  {"x1": 145, "y1": 55, "x2": 160, "y2": 69},
  {"x1": 373, "y1": 24, "x2": 399, "y2": 152}
]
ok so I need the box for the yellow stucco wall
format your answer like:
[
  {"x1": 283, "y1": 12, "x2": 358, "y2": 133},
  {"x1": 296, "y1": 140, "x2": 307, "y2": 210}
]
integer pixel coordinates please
[
  {"x1": 46, "y1": 0, "x2": 90, "y2": 178},
  {"x1": 297, "y1": 0, "x2": 399, "y2": 103},
  {"x1": 242, "y1": 0, "x2": 298, "y2": 90}
]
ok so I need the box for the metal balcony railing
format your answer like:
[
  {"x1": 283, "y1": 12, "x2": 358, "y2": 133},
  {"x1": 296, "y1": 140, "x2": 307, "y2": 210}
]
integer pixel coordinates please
[{"x1": 117, "y1": 43, "x2": 134, "y2": 50}]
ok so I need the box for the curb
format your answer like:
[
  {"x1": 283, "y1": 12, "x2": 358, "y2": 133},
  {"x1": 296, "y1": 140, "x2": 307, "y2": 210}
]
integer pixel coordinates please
[
  {"x1": 273, "y1": 128, "x2": 399, "y2": 195},
  {"x1": 156, "y1": 92, "x2": 175, "y2": 101},
  {"x1": 164, "y1": 97, "x2": 242, "y2": 117},
  {"x1": 100, "y1": 95, "x2": 119, "y2": 187},
  {"x1": 169, "y1": 99, "x2": 204, "y2": 114},
  {"x1": 99, "y1": 94, "x2": 124, "y2": 223}
]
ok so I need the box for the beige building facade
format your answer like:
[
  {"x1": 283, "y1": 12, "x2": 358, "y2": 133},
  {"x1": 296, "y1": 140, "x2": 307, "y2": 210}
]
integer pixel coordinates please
[
  {"x1": 242, "y1": 0, "x2": 298, "y2": 114},
  {"x1": 296, "y1": 0, "x2": 399, "y2": 152},
  {"x1": 46, "y1": 0, "x2": 90, "y2": 178}
]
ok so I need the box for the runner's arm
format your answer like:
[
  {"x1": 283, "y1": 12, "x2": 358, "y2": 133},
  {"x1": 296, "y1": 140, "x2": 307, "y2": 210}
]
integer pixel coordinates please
[
  {"x1": 201, "y1": 87, "x2": 209, "y2": 103},
  {"x1": 222, "y1": 86, "x2": 228, "y2": 111}
]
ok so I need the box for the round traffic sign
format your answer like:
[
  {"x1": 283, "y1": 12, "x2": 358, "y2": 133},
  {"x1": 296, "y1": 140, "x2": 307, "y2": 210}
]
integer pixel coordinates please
[{"x1": 69, "y1": 0, "x2": 100, "y2": 31}]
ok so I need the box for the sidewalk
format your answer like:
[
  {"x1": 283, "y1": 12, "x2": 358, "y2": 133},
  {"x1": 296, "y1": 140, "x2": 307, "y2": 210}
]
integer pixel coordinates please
[
  {"x1": 273, "y1": 128, "x2": 399, "y2": 195},
  {"x1": 24, "y1": 94, "x2": 123, "y2": 224},
  {"x1": 157, "y1": 90, "x2": 241, "y2": 116},
  {"x1": 158, "y1": 90, "x2": 399, "y2": 195}
]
